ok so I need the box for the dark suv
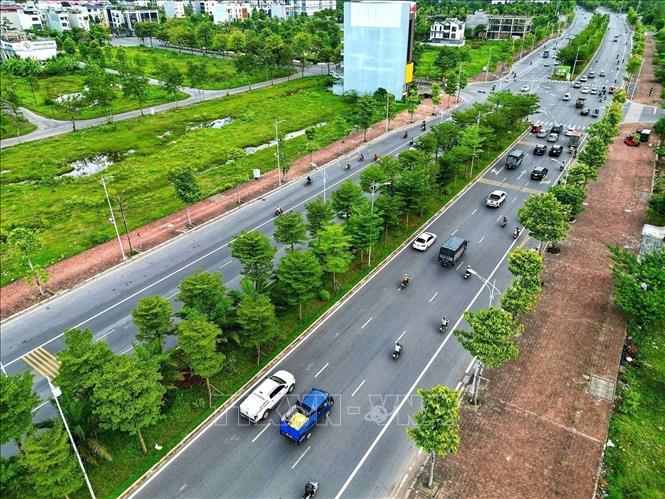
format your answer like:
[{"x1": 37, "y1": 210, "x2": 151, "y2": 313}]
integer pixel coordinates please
[
  {"x1": 531, "y1": 166, "x2": 549, "y2": 180},
  {"x1": 534, "y1": 144, "x2": 547, "y2": 155},
  {"x1": 551, "y1": 124, "x2": 563, "y2": 135},
  {"x1": 581, "y1": 108, "x2": 590, "y2": 116},
  {"x1": 549, "y1": 144, "x2": 563, "y2": 157}
]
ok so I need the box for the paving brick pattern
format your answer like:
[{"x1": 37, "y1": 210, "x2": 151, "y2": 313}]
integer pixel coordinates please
[{"x1": 409, "y1": 122, "x2": 656, "y2": 499}]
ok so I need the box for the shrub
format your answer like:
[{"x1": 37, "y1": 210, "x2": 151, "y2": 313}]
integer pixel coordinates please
[{"x1": 319, "y1": 289, "x2": 330, "y2": 301}]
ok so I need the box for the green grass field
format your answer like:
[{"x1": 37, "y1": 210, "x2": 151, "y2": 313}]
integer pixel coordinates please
[
  {"x1": 416, "y1": 40, "x2": 512, "y2": 80},
  {"x1": 1, "y1": 71, "x2": 187, "y2": 121},
  {"x1": 107, "y1": 46, "x2": 295, "y2": 90},
  {"x1": 0, "y1": 78, "x2": 352, "y2": 286},
  {"x1": 0, "y1": 110, "x2": 36, "y2": 140}
]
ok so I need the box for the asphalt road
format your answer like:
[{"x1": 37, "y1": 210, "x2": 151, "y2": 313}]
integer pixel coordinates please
[{"x1": 0, "y1": 8, "x2": 636, "y2": 497}]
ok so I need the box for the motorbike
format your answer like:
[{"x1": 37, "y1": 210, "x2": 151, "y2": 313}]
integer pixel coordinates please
[
  {"x1": 359, "y1": 154, "x2": 365, "y2": 162},
  {"x1": 409, "y1": 138, "x2": 414, "y2": 146},
  {"x1": 345, "y1": 163, "x2": 351, "y2": 171},
  {"x1": 463, "y1": 266, "x2": 471, "y2": 280},
  {"x1": 392, "y1": 343, "x2": 403, "y2": 360},
  {"x1": 373, "y1": 153, "x2": 378, "y2": 161},
  {"x1": 500, "y1": 217, "x2": 507, "y2": 228},
  {"x1": 305, "y1": 177, "x2": 313, "y2": 186},
  {"x1": 560, "y1": 162, "x2": 565, "y2": 171},
  {"x1": 513, "y1": 227, "x2": 521, "y2": 240},
  {"x1": 439, "y1": 319, "x2": 449, "y2": 334},
  {"x1": 302, "y1": 481, "x2": 319, "y2": 499},
  {"x1": 400, "y1": 278, "x2": 409, "y2": 290},
  {"x1": 568, "y1": 146, "x2": 573, "y2": 154},
  {"x1": 403, "y1": 131, "x2": 408, "y2": 139},
  {"x1": 275, "y1": 207, "x2": 284, "y2": 217},
  {"x1": 421, "y1": 121, "x2": 427, "y2": 131}
]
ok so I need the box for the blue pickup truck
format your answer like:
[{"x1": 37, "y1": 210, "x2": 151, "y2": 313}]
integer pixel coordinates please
[{"x1": 279, "y1": 388, "x2": 334, "y2": 444}]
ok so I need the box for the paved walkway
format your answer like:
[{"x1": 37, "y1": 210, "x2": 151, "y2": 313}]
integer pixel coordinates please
[{"x1": 1, "y1": 64, "x2": 323, "y2": 148}]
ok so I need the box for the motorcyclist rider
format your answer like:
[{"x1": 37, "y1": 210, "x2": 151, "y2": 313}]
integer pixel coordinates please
[
  {"x1": 403, "y1": 131, "x2": 408, "y2": 139},
  {"x1": 305, "y1": 175, "x2": 312, "y2": 185},
  {"x1": 394, "y1": 341, "x2": 403, "y2": 354},
  {"x1": 303, "y1": 481, "x2": 319, "y2": 498},
  {"x1": 359, "y1": 153, "x2": 364, "y2": 162},
  {"x1": 345, "y1": 162, "x2": 351, "y2": 170},
  {"x1": 402, "y1": 273, "x2": 410, "y2": 286},
  {"x1": 441, "y1": 317, "x2": 449, "y2": 329},
  {"x1": 501, "y1": 216, "x2": 507, "y2": 227}
]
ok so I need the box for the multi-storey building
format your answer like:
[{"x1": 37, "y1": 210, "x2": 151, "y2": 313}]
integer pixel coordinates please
[
  {"x1": 486, "y1": 14, "x2": 531, "y2": 39},
  {"x1": 44, "y1": 8, "x2": 70, "y2": 31},
  {"x1": 160, "y1": 0, "x2": 188, "y2": 19},
  {"x1": 0, "y1": 4, "x2": 43, "y2": 31},
  {"x1": 212, "y1": 1, "x2": 250, "y2": 23},
  {"x1": 105, "y1": 7, "x2": 159, "y2": 32},
  {"x1": 339, "y1": 0, "x2": 416, "y2": 101},
  {"x1": 428, "y1": 16, "x2": 465, "y2": 46},
  {"x1": 1, "y1": 37, "x2": 57, "y2": 60}
]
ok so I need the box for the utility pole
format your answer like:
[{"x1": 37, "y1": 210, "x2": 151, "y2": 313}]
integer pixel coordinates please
[
  {"x1": 274, "y1": 119, "x2": 285, "y2": 186},
  {"x1": 571, "y1": 44, "x2": 581, "y2": 78},
  {"x1": 485, "y1": 46, "x2": 493, "y2": 82},
  {"x1": 47, "y1": 377, "x2": 96, "y2": 499},
  {"x1": 100, "y1": 175, "x2": 126, "y2": 261},
  {"x1": 116, "y1": 195, "x2": 133, "y2": 256}
]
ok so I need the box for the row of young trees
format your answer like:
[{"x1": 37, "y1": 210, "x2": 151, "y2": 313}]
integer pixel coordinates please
[{"x1": 558, "y1": 13, "x2": 610, "y2": 74}]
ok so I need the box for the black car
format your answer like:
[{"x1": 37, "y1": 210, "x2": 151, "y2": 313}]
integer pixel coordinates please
[
  {"x1": 581, "y1": 107, "x2": 590, "y2": 116},
  {"x1": 549, "y1": 144, "x2": 563, "y2": 157},
  {"x1": 534, "y1": 144, "x2": 547, "y2": 155},
  {"x1": 551, "y1": 124, "x2": 564, "y2": 134},
  {"x1": 531, "y1": 166, "x2": 549, "y2": 180},
  {"x1": 592, "y1": 108, "x2": 600, "y2": 117}
]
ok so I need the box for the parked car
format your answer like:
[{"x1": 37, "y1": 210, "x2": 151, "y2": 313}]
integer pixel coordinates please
[
  {"x1": 412, "y1": 232, "x2": 437, "y2": 251},
  {"x1": 531, "y1": 166, "x2": 549, "y2": 180},
  {"x1": 537, "y1": 129, "x2": 549, "y2": 139},
  {"x1": 521, "y1": 85, "x2": 530, "y2": 92},
  {"x1": 534, "y1": 144, "x2": 547, "y2": 155},
  {"x1": 486, "y1": 190, "x2": 507, "y2": 208},
  {"x1": 563, "y1": 92, "x2": 571, "y2": 101},
  {"x1": 531, "y1": 124, "x2": 543, "y2": 133},
  {"x1": 581, "y1": 107, "x2": 590, "y2": 116},
  {"x1": 581, "y1": 86, "x2": 590, "y2": 94},
  {"x1": 592, "y1": 108, "x2": 600, "y2": 118},
  {"x1": 240, "y1": 371, "x2": 296, "y2": 423},
  {"x1": 549, "y1": 144, "x2": 564, "y2": 157},
  {"x1": 551, "y1": 124, "x2": 563, "y2": 135},
  {"x1": 547, "y1": 133, "x2": 559, "y2": 143}
]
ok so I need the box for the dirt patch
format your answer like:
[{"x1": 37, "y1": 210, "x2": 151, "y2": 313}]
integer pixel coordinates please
[
  {"x1": 407, "y1": 124, "x2": 656, "y2": 499},
  {"x1": 0, "y1": 96, "x2": 458, "y2": 320},
  {"x1": 631, "y1": 33, "x2": 662, "y2": 107}
]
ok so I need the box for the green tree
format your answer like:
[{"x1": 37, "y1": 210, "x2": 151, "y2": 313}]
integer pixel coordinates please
[
  {"x1": 195, "y1": 22, "x2": 215, "y2": 55},
  {"x1": 331, "y1": 180, "x2": 364, "y2": 219},
  {"x1": 57, "y1": 94, "x2": 83, "y2": 131},
  {"x1": 7, "y1": 227, "x2": 49, "y2": 296},
  {"x1": 508, "y1": 247, "x2": 544, "y2": 291},
  {"x1": 159, "y1": 63, "x2": 184, "y2": 105},
  {"x1": 443, "y1": 70, "x2": 459, "y2": 108},
  {"x1": 394, "y1": 166, "x2": 432, "y2": 226},
  {"x1": 566, "y1": 162, "x2": 598, "y2": 187},
  {"x1": 274, "y1": 211, "x2": 308, "y2": 250},
  {"x1": 305, "y1": 197, "x2": 335, "y2": 237},
  {"x1": 55, "y1": 328, "x2": 114, "y2": 399},
  {"x1": 26, "y1": 75, "x2": 39, "y2": 106},
  {"x1": 549, "y1": 184, "x2": 586, "y2": 217},
  {"x1": 84, "y1": 65, "x2": 114, "y2": 122},
  {"x1": 235, "y1": 291, "x2": 278, "y2": 364},
  {"x1": 458, "y1": 123, "x2": 486, "y2": 177},
  {"x1": 168, "y1": 165, "x2": 203, "y2": 227},
  {"x1": 292, "y1": 30, "x2": 313, "y2": 76},
  {"x1": 354, "y1": 93, "x2": 375, "y2": 142},
  {"x1": 0, "y1": 372, "x2": 39, "y2": 447},
  {"x1": 115, "y1": 46, "x2": 128, "y2": 69},
  {"x1": 374, "y1": 193, "x2": 404, "y2": 241},
  {"x1": 359, "y1": 163, "x2": 389, "y2": 194},
  {"x1": 405, "y1": 87, "x2": 421, "y2": 123},
  {"x1": 500, "y1": 282, "x2": 538, "y2": 318},
  {"x1": 518, "y1": 192, "x2": 570, "y2": 252},
  {"x1": 430, "y1": 82, "x2": 442, "y2": 116},
  {"x1": 178, "y1": 270, "x2": 230, "y2": 327},
  {"x1": 276, "y1": 250, "x2": 323, "y2": 319},
  {"x1": 92, "y1": 354, "x2": 164, "y2": 453},
  {"x1": 121, "y1": 68, "x2": 150, "y2": 115},
  {"x1": 609, "y1": 247, "x2": 665, "y2": 330},
  {"x1": 304, "y1": 126, "x2": 319, "y2": 166},
  {"x1": 1, "y1": 86, "x2": 25, "y2": 142},
  {"x1": 406, "y1": 385, "x2": 460, "y2": 489},
  {"x1": 577, "y1": 136, "x2": 607, "y2": 169},
  {"x1": 186, "y1": 60, "x2": 208, "y2": 99},
  {"x1": 229, "y1": 231, "x2": 277, "y2": 293},
  {"x1": 177, "y1": 314, "x2": 225, "y2": 406},
  {"x1": 384, "y1": 91, "x2": 398, "y2": 130},
  {"x1": 456, "y1": 307, "x2": 522, "y2": 404},
  {"x1": 311, "y1": 224, "x2": 353, "y2": 289},
  {"x1": 62, "y1": 37, "x2": 77, "y2": 56},
  {"x1": 345, "y1": 202, "x2": 383, "y2": 265},
  {"x1": 131, "y1": 295, "x2": 174, "y2": 349},
  {"x1": 21, "y1": 422, "x2": 84, "y2": 499}
]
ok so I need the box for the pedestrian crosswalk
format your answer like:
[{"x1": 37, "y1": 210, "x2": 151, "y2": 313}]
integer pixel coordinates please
[
  {"x1": 530, "y1": 120, "x2": 587, "y2": 132},
  {"x1": 22, "y1": 347, "x2": 60, "y2": 380},
  {"x1": 477, "y1": 177, "x2": 542, "y2": 196}
]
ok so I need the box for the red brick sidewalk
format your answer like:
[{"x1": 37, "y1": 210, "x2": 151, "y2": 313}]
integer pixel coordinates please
[
  {"x1": 408, "y1": 123, "x2": 656, "y2": 499},
  {"x1": 0, "y1": 96, "x2": 458, "y2": 320},
  {"x1": 631, "y1": 33, "x2": 662, "y2": 107}
]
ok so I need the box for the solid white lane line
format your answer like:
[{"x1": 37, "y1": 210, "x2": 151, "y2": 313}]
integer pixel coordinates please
[
  {"x1": 361, "y1": 317, "x2": 373, "y2": 329},
  {"x1": 218, "y1": 260, "x2": 232, "y2": 269},
  {"x1": 478, "y1": 236, "x2": 485, "y2": 244},
  {"x1": 314, "y1": 362, "x2": 329, "y2": 378},
  {"x1": 351, "y1": 380, "x2": 366, "y2": 398},
  {"x1": 512, "y1": 196, "x2": 518, "y2": 202},
  {"x1": 120, "y1": 346, "x2": 133, "y2": 354},
  {"x1": 471, "y1": 209, "x2": 478, "y2": 216},
  {"x1": 334, "y1": 236, "x2": 522, "y2": 499},
  {"x1": 94, "y1": 328, "x2": 116, "y2": 342},
  {"x1": 291, "y1": 446, "x2": 311, "y2": 469},
  {"x1": 167, "y1": 291, "x2": 179, "y2": 299},
  {"x1": 428, "y1": 292, "x2": 438, "y2": 303},
  {"x1": 251, "y1": 422, "x2": 272, "y2": 443},
  {"x1": 451, "y1": 229, "x2": 458, "y2": 236},
  {"x1": 397, "y1": 330, "x2": 407, "y2": 342},
  {"x1": 456, "y1": 261, "x2": 465, "y2": 270}
]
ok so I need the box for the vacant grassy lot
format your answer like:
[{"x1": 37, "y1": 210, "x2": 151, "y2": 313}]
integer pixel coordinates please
[
  {"x1": 0, "y1": 78, "x2": 352, "y2": 286},
  {"x1": 1, "y1": 71, "x2": 187, "y2": 121},
  {"x1": 416, "y1": 40, "x2": 512, "y2": 80},
  {"x1": 0, "y1": 110, "x2": 36, "y2": 140},
  {"x1": 107, "y1": 46, "x2": 294, "y2": 90}
]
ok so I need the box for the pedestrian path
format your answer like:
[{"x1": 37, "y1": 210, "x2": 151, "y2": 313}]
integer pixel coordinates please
[
  {"x1": 530, "y1": 120, "x2": 588, "y2": 132},
  {"x1": 22, "y1": 347, "x2": 60, "y2": 380}
]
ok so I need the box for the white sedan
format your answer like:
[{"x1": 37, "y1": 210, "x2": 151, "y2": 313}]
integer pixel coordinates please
[
  {"x1": 239, "y1": 370, "x2": 295, "y2": 423},
  {"x1": 521, "y1": 85, "x2": 530, "y2": 92},
  {"x1": 485, "y1": 190, "x2": 507, "y2": 208},
  {"x1": 565, "y1": 127, "x2": 577, "y2": 137},
  {"x1": 412, "y1": 232, "x2": 437, "y2": 251},
  {"x1": 581, "y1": 86, "x2": 590, "y2": 94}
]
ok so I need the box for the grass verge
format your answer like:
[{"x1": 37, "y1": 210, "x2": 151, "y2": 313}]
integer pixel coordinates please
[
  {"x1": 59, "y1": 127, "x2": 523, "y2": 499},
  {"x1": 603, "y1": 324, "x2": 665, "y2": 499},
  {"x1": 415, "y1": 40, "x2": 512, "y2": 80},
  {"x1": 1, "y1": 71, "x2": 188, "y2": 121},
  {"x1": 0, "y1": 110, "x2": 36, "y2": 140},
  {"x1": 106, "y1": 46, "x2": 295, "y2": 90}
]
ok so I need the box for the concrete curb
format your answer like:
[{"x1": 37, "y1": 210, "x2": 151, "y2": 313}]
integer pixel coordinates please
[{"x1": 120, "y1": 123, "x2": 529, "y2": 499}]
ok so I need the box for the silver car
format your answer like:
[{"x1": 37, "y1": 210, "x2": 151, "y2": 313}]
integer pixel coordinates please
[{"x1": 485, "y1": 190, "x2": 507, "y2": 208}]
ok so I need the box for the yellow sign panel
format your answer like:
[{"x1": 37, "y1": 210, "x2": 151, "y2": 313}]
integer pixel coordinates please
[{"x1": 405, "y1": 62, "x2": 414, "y2": 84}]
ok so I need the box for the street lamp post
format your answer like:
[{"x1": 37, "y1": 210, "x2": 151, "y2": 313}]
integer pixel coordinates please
[
  {"x1": 100, "y1": 175, "x2": 126, "y2": 261},
  {"x1": 485, "y1": 46, "x2": 493, "y2": 83},
  {"x1": 47, "y1": 377, "x2": 96, "y2": 499},
  {"x1": 466, "y1": 267, "x2": 503, "y2": 307},
  {"x1": 571, "y1": 45, "x2": 582, "y2": 79},
  {"x1": 274, "y1": 119, "x2": 285, "y2": 186}
]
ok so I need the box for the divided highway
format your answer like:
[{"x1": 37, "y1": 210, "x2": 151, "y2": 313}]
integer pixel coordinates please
[{"x1": 0, "y1": 8, "x2": 633, "y2": 498}]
